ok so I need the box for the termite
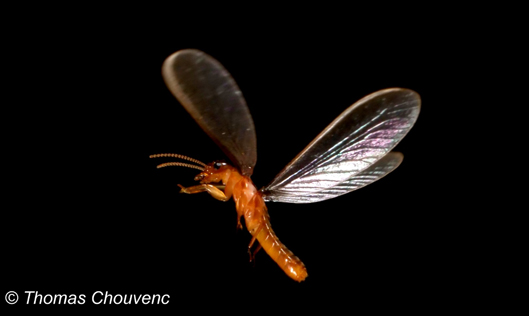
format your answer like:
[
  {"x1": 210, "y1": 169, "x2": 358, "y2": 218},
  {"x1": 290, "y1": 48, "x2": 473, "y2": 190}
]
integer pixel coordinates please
[{"x1": 151, "y1": 49, "x2": 420, "y2": 282}]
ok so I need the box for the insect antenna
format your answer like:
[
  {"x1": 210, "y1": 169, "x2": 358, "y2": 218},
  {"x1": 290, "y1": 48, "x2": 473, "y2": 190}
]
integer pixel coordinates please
[
  {"x1": 154, "y1": 162, "x2": 205, "y2": 171},
  {"x1": 149, "y1": 153, "x2": 206, "y2": 171}
]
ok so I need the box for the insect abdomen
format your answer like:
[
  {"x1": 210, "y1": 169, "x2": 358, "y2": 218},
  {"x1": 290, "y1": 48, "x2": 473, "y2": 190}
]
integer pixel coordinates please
[
  {"x1": 253, "y1": 214, "x2": 308, "y2": 282},
  {"x1": 227, "y1": 172, "x2": 307, "y2": 282}
]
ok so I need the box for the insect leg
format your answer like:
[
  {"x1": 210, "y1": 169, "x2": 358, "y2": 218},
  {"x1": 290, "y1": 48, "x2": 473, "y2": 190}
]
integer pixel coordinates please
[
  {"x1": 177, "y1": 184, "x2": 229, "y2": 201},
  {"x1": 249, "y1": 244, "x2": 262, "y2": 264},
  {"x1": 236, "y1": 216, "x2": 243, "y2": 230},
  {"x1": 248, "y1": 224, "x2": 264, "y2": 262}
]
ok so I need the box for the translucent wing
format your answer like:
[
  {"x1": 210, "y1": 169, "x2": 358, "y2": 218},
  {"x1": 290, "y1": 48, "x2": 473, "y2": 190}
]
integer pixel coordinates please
[
  {"x1": 262, "y1": 88, "x2": 420, "y2": 203},
  {"x1": 162, "y1": 49, "x2": 257, "y2": 176},
  {"x1": 263, "y1": 152, "x2": 403, "y2": 203}
]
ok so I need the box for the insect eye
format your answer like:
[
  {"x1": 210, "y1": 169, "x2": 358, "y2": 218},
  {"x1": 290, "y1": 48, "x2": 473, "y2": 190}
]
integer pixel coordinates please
[{"x1": 214, "y1": 161, "x2": 227, "y2": 170}]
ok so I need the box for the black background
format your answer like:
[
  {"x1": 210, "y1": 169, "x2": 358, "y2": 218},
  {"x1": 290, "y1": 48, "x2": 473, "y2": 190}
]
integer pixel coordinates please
[{"x1": 2, "y1": 10, "x2": 489, "y2": 313}]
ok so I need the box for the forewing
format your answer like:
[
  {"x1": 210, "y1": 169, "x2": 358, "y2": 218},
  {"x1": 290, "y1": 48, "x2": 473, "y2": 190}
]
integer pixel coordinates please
[
  {"x1": 263, "y1": 152, "x2": 403, "y2": 203},
  {"x1": 263, "y1": 88, "x2": 420, "y2": 202},
  {"x1": 162, "y1": 49, "x2": 257, "y2": 176}
]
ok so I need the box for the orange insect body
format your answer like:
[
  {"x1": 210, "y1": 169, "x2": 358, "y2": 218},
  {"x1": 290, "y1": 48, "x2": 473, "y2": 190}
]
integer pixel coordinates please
[{"x1": 198, "y1": 162, "x2": 308, "y2": 282}]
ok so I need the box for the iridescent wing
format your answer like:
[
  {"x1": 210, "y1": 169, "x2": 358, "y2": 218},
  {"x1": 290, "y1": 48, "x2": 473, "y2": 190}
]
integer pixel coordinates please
[
  {"x1": 162, "y1": 49, "x2": 257, "y2": 176},
  {"x1": 264, "y1": 152, "x2": 403, "y2": 203},
  {"x1": 262, "y1": 88, "x2": 420, "y2": 203}
]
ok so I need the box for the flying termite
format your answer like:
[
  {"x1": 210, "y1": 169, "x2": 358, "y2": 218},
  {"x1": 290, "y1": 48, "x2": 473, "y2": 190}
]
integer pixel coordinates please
[{"x1": 151, "y1": 49, "x2": 420, "y2": 282}]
